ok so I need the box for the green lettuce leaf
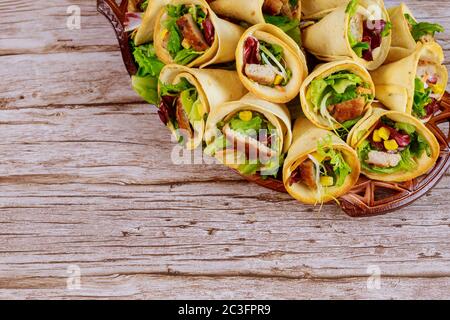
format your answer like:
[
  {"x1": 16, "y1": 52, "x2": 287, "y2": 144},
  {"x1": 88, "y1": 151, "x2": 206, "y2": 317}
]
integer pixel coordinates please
[
  {"x1": 413, "y1": 77, "x2": 432, "y2": 118},
  {"x1": 263, "y1": 14, "x2": 301, "y2": 44},
  {"x1": 308, "y1": 79, "x2": 329, "y2": 111},
  {"x1": 317, "y1": 135, "x2": 352, "y2": 187},
  {"x1": 229, "y1": 115, "x2": 263, "y2": 134},
  {"x1": 132, "y1": 43, "x2": 165, "y2": 77},
  {"x1": 165, "y1": 19, "x2": 182, "y2": 57},
  {"x1": 238, "y1": 162, "x2": 260, "y2": 175},
  {"x1": 131, "y1": 75, "x2": 159, "y2": 105},
  {"x1": 394, "y1": 122, "x2": 416, "y2": 135},
  {"x1": 140, "y1": 0, "x2": 149, "y2": 11},
  {"x1": 159, "y1": 78, "x2": 193, "y2": 96},
  {"x1": 405, "y1": 14, "x2": 444, "y2": 41},
  {"x1": 204, "y1": 135, "x2": 229, "y2": 156},
  {"x1": 174, "y1": 48, "x2": 203, "y2": 65},
  {"x1": 345, "y1": 0, "x2": 358, "y2": 17}
]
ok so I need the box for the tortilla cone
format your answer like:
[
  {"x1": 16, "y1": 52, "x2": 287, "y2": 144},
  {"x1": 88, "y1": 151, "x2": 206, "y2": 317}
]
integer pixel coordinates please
[
  {"x1": 236, "y1": 24, "x2": 308, "y2": 104},
  {"x1": 204, "y1": 93, "x2": 293, "y2": 166},
  {"x1": 370, "y1": 41, "x2": 448, "y2": 114},
  {"x1": 159, "y1": 65, "x2": 247, "y2": 150},
  {"x1": 301, "y1": 0, "x2": 349, "y2": 20},
  {"x1": 210, "y1": 0, "x2": 301, "y2": 26},
  {"x1": 302, "y1": 0, "x2": 391, "y2": 70},
  {"x1": 283, "y1": 117, "x2": 361, "y2": 205},
  {"x1": 384, "y1": 3, "x2": 418, "y2": 63},
  {"x1": 154, "y1": 0, "x2": 245, "y2": 68},
  {"x1": 300, "y1": 60, "x2": 375, "y2": 130},
  {"x1": 349, "y1": 107, "x2": 440, "y2": 182},
  {"x1": 134, "y1": 0, "x2": 170, "y2": 45}
]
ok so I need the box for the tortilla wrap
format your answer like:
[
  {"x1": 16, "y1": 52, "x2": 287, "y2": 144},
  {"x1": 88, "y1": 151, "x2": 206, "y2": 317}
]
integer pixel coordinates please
[
  {"x1": 370, "y1": 41, "x2": 447, "y2": 114},
  {"x1": 300, "y1": 60, "x2": 375, "y2": 130},
  {"x1": 134, "y1": 0, "x2": 171, "y2": 45},
  {"x1": 236, "y1": 23, "x2": 308, "y2": 104},
  {"x1": 384, "y1": 3, "x2": 418, "y2": 63},
  {"x1": 301, "y1": 0, "x2": 349, "y2": 20},
  {"x1": 283, "y1": 117, "x2": 361, "y2": 204},
  {"x1": 349, "y1": 107, "x2": 440, "y2": 182},
  {"x1": 302, "y1": 0, "x2": 391, "y2": 70},
  {"x1": 210, "y1": 0, "x2": 301, "y2": 25},
  {"x1": 154, "y1": 0, "x2": 245, "y2": 68},
  {"x1": 159, "y1": 64, "x2": 247, "y2": 150},
  {"x1": 204, "y1": 93, "x2": 292, "y2": 171}
]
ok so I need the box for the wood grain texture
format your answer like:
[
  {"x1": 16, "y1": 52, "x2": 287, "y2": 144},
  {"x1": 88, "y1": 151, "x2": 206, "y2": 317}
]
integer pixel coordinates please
[{"x1": 0, "y1": 0, "x2": 449, "y2": 300}]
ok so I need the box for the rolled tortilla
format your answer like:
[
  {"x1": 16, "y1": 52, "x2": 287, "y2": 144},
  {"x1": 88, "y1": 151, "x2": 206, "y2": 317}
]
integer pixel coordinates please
[
  {"x1": 300, "y1": 60, "x2": 375, "y2": 131},
  {"x1": 204, "y1": 93, "x2": 292, "y2": 176},
  {"x1": 134, "y1": 0, "x2": 171, "y2": 45},
  {"x1": 236, "y1": 23, "x2": 308, "y2": 104},
  {"x1": 348, "y1": 107, "x2": 440, "y2": 182},
  {"x1": 158, "y1": 64, "x2": 247, "y2": 150},
  {"x1": 154, "y1": 0, "x2": 245, "y2": 68},
  {"x1": 385, "y1": 3, "x2": 445, "y2": 63},
  {"x1": 283, "y1": 117, "x2": 361, "y2": 205},
  {"x1": 370, "y1": 41, "x2": 448, "y2": 117},
  {"x1": 384, "y1": 3, "x2": 417, "y2": 63},
  {"x1": 210, "y1": 0, "x2": 301, "y2": 25},
  {"x1": 301, "y1": 0, "x2": 349, "y2": 20},
  {"x1": 302, "y1": 0, "x2": 391, "y2": 70}
]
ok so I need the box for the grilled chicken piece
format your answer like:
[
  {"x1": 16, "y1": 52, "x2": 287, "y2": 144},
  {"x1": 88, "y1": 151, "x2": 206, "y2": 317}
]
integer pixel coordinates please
[
  {"x1": 366, "y1": 151, "x2": 402, "y2": 168},
  {"x1": 263, "y1": 0, "x2": 284, "y2": 15},
  {"x1": 245, "y1": 64, "x2": 277, "y2": 86},
  {"x1": 176, "y1": 14, "x2": 210, "y2": 51},
  {"x1": 349, "y1": 13, "x2": 364, "y2": 42},
  {"x1": 176, "y1": 98, "x2": 194, "y2": 138},
  {"x1": 298, "y1": 159, "x2": 316, "y2": 189},
  {"x1": 223, "y1": 124, "x2": 275, "y2": 160},
  {"x1": 329, "y1": 97, "x2": 365, "y2": 123}
]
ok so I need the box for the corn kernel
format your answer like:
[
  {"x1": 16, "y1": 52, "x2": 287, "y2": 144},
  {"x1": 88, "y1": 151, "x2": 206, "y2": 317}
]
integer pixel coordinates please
[
  {"x1": 273, "y1": 75, "x2": 284, "y2": 86},
  {"x1": 160, "y1": 29, "x2": 168, "y2": 39},
  {"x1": 372, "y1": 129, "x2": 382, "y2": 142},
  {"x1": 384, "y1": 139, "x2": 399, "y2": 151},
  {"x1": 311, "y1": 152, "x2": 326, "y2": 163},
  {"x1": 378, "y1": 127, "x2": 391, "y2": 141},
  {"x1": 239, "y1": 111, "x2": 253, "y2": 122},
  {"x1": 181, "y1": 38, "x2": 191, "y2": 49},
  {"x1": 320, "y1": 176, "x2": 334, "y2": 187},
  {"x1": 431, "y1": 84, "x2": 444, "y2": 95}
]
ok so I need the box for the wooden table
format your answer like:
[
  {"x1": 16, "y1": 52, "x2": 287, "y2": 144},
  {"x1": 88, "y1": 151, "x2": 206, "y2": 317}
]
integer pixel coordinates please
[{"x1": 0, "y1": 0, "x2": 449, "y2": 300}]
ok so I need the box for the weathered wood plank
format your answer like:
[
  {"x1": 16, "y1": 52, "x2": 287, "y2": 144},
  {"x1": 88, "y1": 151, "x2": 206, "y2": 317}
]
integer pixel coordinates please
[
  {"x1": 0, "y1": 0, "x2": 119, "y2": 56},
  {"x1": 1, "y1": 275, "x2": 449, "y2": 300},
  {"x1": 0, "y1": 52, "x2": 139, "y2": 109},
  {"x1": 0, "y1": 0, "x2": 449, "y2": 300}
]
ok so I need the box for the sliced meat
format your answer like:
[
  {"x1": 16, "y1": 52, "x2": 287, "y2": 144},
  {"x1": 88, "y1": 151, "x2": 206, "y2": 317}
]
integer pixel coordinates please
[
  {"x1": 330, "y1": 97, "x2": 365, "y2": 123},
  {"x1": 280, "y1": 0, "x2": 294, "y2": 19},
  {"x1": 298, "y1": 159, "x2": 316, "y2": 189},
  {"x1": 366, "y1": 151, "x2": 402, "y2": 168},
  {"x1": 245, "y1": 64, "x2": 277, "y2": 86},
  {"x1": 223, "y1": 124, "x2": 274, "y2": 160},
  {"x1": 176, "y1": 98, "x2": 194, "y2": 138},
  {"x1": 349, "y1": 13, "x2": 364, "y2": 42},
  {"x1": 263, "y1": 0, "x2": 283, "y2": 15},
  {"x1": 176, "y1": 14, "x2": 209, "y2": 51}
]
